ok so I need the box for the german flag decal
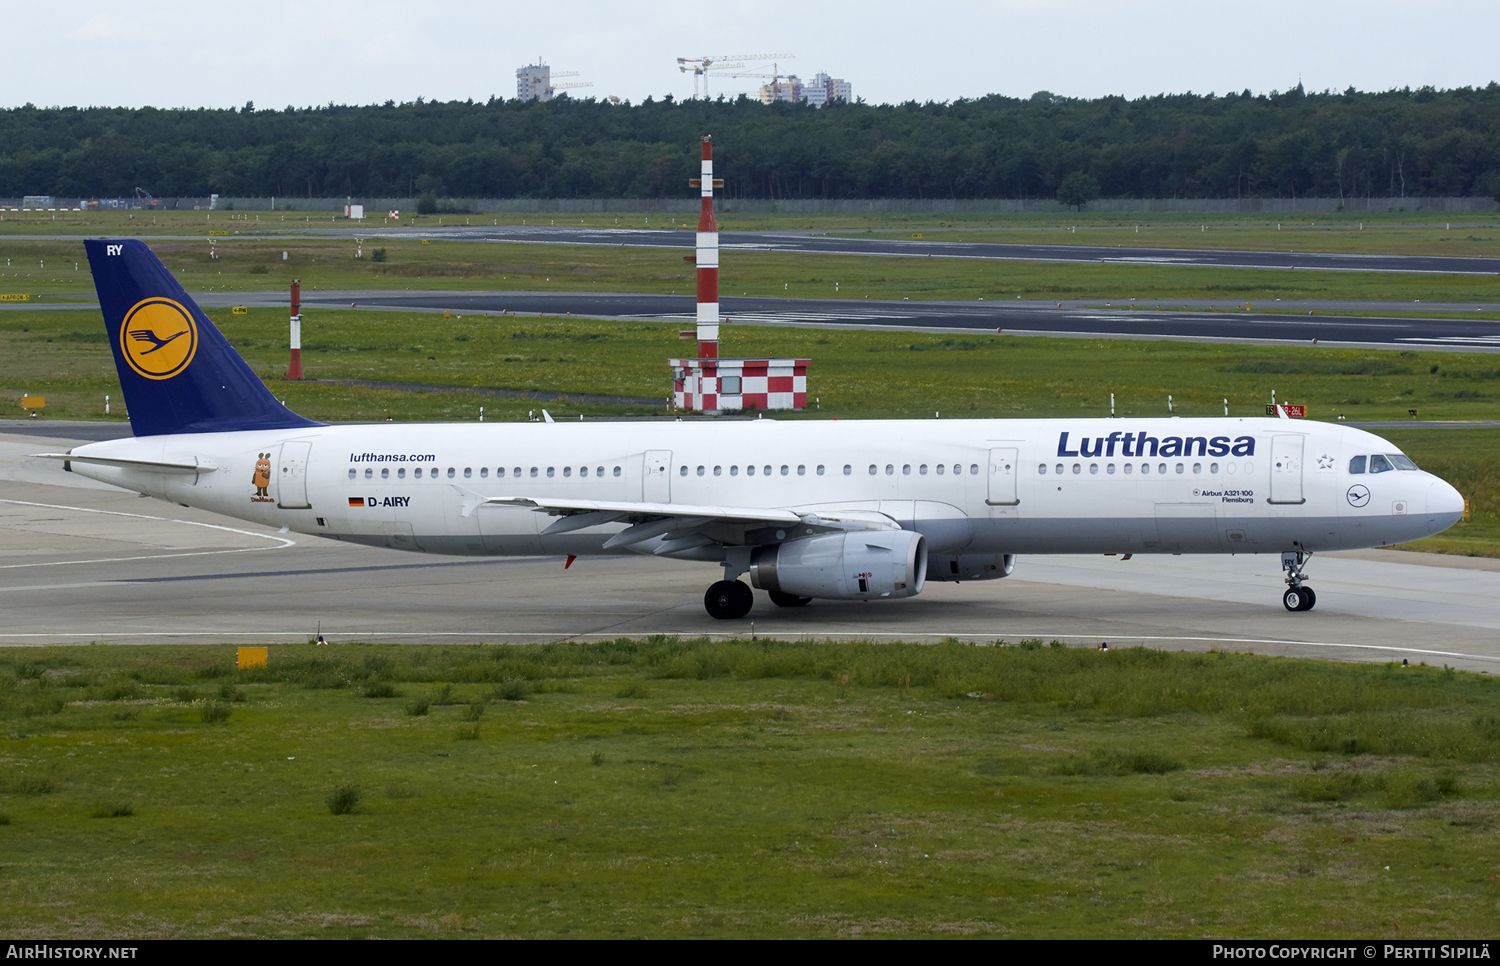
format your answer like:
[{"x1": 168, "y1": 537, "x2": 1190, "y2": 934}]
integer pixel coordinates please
[{"x1": 348, "y1": 497, "x2": 365, "y2": 507}]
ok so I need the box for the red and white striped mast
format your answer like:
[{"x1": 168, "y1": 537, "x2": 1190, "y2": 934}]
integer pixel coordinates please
[
  {"x1": 693, "y1": 136, "x2": 722, "y2": 359},
  {"x1": 286, "y1": 278, "x2": 303, "y2": 380}
]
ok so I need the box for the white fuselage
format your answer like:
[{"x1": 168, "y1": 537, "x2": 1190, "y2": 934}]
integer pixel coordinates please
[{"x1": 62, "y1": 417, "x2": 1464, "y2": 561}]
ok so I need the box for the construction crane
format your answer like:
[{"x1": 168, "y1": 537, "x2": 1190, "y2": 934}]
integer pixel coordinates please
[
  {"x1": 545, "y1": 80, "x2": 594, "y2": 98},
  {"x1": 677, "y1": 53, "x2": 793, "y2": 99},
  {"x1": 132, "y1": 187, "x2": 159, "y2": 210},
  {"x1": 721, "y1": 62, "x2": 800, "y2": 102}
]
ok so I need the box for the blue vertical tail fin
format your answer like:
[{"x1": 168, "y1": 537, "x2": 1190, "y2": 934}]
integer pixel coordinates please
[{"x1": 84, "y1": 238, "x2": 320, "y2": 436}]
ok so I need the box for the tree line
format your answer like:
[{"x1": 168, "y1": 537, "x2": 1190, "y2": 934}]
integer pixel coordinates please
[{"x1": 2, "y1": 83, "x2": 1497, "y2": 202}]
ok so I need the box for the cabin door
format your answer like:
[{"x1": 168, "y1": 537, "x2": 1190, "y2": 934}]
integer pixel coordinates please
[
  {"x1": 276, "y1": 441, "x2": 313, "y2": 509},
  {"x1": 1269, "y1": 435, "x2": 1306, "y2": 505},
  {"x1": 986, "y1": 448, "x2": 1018, "y2": 506},
  {"x1": 643, "y1": 450, "x2": 672, "y2": 503}
]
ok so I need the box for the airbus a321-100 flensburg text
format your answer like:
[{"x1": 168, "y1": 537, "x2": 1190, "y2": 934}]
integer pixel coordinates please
[{"x1": 40, "y1": 240, "x2": 1465, "y2": 619}]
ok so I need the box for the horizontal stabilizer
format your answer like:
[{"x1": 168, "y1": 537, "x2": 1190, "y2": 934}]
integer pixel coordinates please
[{"x1": 32, "y1": 453, "x2": 216, "y2": 475}]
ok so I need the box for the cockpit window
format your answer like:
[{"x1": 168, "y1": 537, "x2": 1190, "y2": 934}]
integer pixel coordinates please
[
  {"x1": 1368, "y1": 454, "x2": 1394, "y2": 474},
  {"x1": 1389, "y1": 453, "x2": 1419, "y2": 471},
  {"x1": 1348, "y1": 455, "x2": 1366, "y2": 474}
]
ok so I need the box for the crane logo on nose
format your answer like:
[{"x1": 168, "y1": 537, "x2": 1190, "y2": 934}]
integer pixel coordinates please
[{"x1": 1347, "y1": 484, "x2": 1371, "y2": 508}]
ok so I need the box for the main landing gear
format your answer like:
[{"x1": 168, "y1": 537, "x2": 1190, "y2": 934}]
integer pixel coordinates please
[
  {"x1": 1281, "y1": 549, "x2": 1316, "y2": 612},
  {"x1": 769, "y1": 590, "x2": 812, "y2": 608},
  {"x1": 705, "y1": 580, "x2": 754, "y2": 620}
]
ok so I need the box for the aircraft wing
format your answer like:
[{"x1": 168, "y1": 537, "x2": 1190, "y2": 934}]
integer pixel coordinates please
[
  {"x1": 466, "y1": 494, "x2": 900, "y2": 551},
  {"x1": 480, "y1": 495, "x2": 801, "y2": 525}
]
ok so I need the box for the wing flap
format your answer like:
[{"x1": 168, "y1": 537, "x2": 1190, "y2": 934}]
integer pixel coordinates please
[{"x1": 476, "y1": 495, "x2": 804, "y2": 526}]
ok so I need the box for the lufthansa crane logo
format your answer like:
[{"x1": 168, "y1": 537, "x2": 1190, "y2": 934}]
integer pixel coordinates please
[
  {"x1": 120, "y1": 297, "x2": 197, "y2": 380},
  {"x1": 1347, "y1": 484, "x2": 1371, "y2": 508}
]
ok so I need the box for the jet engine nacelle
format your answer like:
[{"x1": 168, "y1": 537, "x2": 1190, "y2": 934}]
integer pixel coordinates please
[
  {"x1": 750, "y1": 530, "x2": 927, "y2": 601},
  {"x1": 925, "y1": 553, "x2": 1016, "y2": 583}
]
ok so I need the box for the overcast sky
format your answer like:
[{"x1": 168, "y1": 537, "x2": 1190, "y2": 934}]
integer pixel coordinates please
[{"x1": 6, "y1": 0, "x2": 1496, "y2": 110}]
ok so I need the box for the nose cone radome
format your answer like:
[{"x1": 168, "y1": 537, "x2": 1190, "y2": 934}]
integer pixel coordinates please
[{"x1": 1425, "y1": 476, "x2": 1465, "y2": 532}]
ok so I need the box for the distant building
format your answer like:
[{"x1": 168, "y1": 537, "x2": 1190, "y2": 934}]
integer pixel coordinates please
[
  {"x1": 757, "y1": 75, "x2": 803, "y2": 104},
  {"x1": 803, "y1": 73, "x2": 852, "y2": 107},
  {"x1": 517, "y1": 62, "x2": 551, "y2": 102}
]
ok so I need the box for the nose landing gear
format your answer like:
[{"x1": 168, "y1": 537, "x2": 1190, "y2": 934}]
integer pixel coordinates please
[{"x1": 1281, "y1": 549, "x2": 1316, "y2": 611}]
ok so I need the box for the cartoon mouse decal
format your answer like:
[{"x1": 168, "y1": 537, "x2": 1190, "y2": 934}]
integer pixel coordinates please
[{"x1": 251, "y1": 452, "x2": 274, "y2": 502}]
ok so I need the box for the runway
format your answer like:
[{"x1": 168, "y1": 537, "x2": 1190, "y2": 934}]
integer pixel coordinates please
[
  {"x1": 306, "y1": 225, "x2": 1500, "y2": 276},
  {"x1": 6, "y1": 427, "x2": 1498, "y2": 672},
  {"x1": 263, "y1": 290, "x2": 1500, "y2": 351},
  {"x1": 20, "y1": 226, "x2": 1500, "y2": 276}
]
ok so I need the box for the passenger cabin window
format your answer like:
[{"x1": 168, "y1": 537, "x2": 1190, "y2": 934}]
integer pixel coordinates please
[
  {"x1": 348, "y1": 468, "x2": 356, "y2": 479},
  {"x1": 1368, "y1": 454, "x2": 1394, "y2": 474},
  {"x1": 398, "y1": 468, "x2": 406, "y2": 479},
  {"x1": 613, "y1": 466, "x2": 621, "y2": 477},
  {"x1": 364, "y1": 468, "x2": 373, "y2": 479},
  {"x1": 414, "y1": 467, "x2": 422, "y2": 478},
  {"x1": 447, "y1": 468, "x2": 456, "y2": 479},
  {"x1": 1349, "y1": 455, "x2": 1367, "y2": 474},
  {"x1": 382, "y1": 468, "x2": 389, "y2": 479}
]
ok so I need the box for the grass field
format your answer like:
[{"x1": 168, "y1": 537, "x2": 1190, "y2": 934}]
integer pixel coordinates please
[
  {"x1": 1, "y1": 236, "x2": 1498, "y2": 305},
  {"x1": 2, "y1": 639, "x2": 1498, "y2": 939},
  {"x1": 9, "y1": 306, "x2": 1500, "y2": 425}
]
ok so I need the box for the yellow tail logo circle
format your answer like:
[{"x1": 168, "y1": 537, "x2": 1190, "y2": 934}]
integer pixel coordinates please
[{"x1": 121, "y1": 298, "x2": 198, "y2": 380}]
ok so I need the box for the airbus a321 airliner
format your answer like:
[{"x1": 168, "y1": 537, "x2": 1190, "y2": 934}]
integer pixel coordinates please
[{"x1": 40, "y1": 239, "x2": 1464, "y2": 619}]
